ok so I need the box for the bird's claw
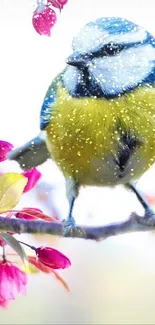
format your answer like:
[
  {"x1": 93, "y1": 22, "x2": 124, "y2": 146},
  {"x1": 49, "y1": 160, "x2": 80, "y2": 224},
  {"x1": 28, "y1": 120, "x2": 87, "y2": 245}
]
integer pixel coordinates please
[
  {"x1": 137, "y1": 207, "x2": 155, "y2": 226},
  {"x1": 63, "y1": 217, "x2": 86, "y2": 238}
]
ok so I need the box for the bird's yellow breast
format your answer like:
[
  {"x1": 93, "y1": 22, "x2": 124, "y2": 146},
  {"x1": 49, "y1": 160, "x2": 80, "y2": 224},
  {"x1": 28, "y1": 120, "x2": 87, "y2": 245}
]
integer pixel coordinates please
[{"x1": 46, "y1": 84, "x2": 155, "y2": 186}]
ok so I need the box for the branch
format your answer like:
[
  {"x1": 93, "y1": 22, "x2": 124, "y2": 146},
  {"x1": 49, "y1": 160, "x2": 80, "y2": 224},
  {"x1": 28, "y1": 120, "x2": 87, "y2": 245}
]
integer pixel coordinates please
[{"x1": 0, "y1": 213, "x2": 153, "y2": 240}]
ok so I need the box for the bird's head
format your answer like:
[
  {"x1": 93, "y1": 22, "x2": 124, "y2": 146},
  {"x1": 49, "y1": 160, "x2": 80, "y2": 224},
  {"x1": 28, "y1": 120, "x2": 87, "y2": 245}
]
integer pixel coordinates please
[{"x1": 63, "y1": 17, "x2": 155, "y2": 98}]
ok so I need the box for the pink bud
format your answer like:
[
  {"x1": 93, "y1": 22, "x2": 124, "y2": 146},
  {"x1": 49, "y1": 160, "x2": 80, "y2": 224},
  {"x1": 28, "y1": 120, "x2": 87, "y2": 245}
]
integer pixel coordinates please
[
  {"x1": 16, "y1": 207, "x2": 42, "y2": 220},
  {"x1": 47, "y1": 0, "x2": 68, "y2": 9},
  {"x1": 22, "y1": 168, "x2": 41, "y2": 193},
  {"x1": 0, "y1": 140, "x2": 13, "y2": 162},
  {"x1": 32, "y1": 5, "x2": 57, "y2": 36},
  {"x1": 16, "y1": 207, "x2": 56, "y2": 222},
  {"x1": 36, "y1": 246, "x2": 71, "y2": 269}
]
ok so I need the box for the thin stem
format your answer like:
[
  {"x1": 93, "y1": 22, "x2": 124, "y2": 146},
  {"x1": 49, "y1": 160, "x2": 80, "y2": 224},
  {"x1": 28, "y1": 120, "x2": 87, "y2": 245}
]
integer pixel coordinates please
[
  {"x1": 2, "y1": 245, "x2": 6, "y2": 262},
  {"x1": 19, "y1": 241, "x2": 36, "y2": 251}
]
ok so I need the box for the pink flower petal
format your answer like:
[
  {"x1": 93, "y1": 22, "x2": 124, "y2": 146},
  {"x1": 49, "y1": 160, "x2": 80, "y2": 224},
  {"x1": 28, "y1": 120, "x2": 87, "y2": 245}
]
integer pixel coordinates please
[
  {"x1": 22, "y1": 168, "x2": 41, "y2": 193},
  {"x1": 0, "y1": 263, "x2": 18, "y2": 300},
  {"x1": 16, "y1": 207, "x2": 56, "y2": 222},
  {"x1": 12, "y1": 266, "x2": 27, "y2": 296},
  {"x1": 0, "y1": 141, "x2": 13, "y2": 162},
  {"x1": 0, "y1": 298, "x2": 9, "y2": 308},
  {"x1": 48, "y1": 0, "x2": 68, "y2": 9},
  {"x1": 32, "y1": 5, "x2": 57, "y2": 36},
  {"x1": 0, "y1": 237, "x2": 5, "y2": 246},
  {"x1": 16, "y1": 207, "x2": 43, "y2": 221},
  {"x1": 0, "y1": 261, "x2": 27, "y2": 307},
  {"x1": 36, "y1": 246, "x2": 71, "y2": 269},
  {"x1": 28, "y1": 256, "x2": 54, "y2": 273}
]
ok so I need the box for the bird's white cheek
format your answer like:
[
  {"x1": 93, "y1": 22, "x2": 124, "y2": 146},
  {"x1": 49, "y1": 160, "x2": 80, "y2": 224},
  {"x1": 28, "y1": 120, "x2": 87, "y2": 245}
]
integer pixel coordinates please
[
  {"x1": 63, "y1": 66, "x2": 80, "y2": 94},
  {"x1": 89, "y1": 45, "x2": 155, "y2": 96}
]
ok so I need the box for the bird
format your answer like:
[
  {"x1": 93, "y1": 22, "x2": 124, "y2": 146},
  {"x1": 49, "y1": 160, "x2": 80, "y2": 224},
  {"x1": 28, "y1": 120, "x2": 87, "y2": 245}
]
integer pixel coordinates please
[{"x1": 8, "y1": 17, "x2": 155, "y2": 235}]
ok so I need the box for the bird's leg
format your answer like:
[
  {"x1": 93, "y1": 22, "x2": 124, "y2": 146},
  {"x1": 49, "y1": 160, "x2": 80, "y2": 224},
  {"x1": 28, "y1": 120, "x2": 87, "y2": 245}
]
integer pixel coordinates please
[
  {"x1": 63, "y1": 178, "x2": 85, "y2": 237},
  {"x1": 128, "y1": 182, "x2": 155, "y2": 226},
  {"x1": 65, "y1": 195, "x2": 76, "y2": 228}
]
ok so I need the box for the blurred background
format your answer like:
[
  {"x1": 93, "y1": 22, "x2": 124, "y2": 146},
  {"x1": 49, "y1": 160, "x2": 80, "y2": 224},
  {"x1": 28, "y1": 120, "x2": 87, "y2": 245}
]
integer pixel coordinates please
[{"x1": 1, "y1": 0, "x2": 155, "y2": 323}]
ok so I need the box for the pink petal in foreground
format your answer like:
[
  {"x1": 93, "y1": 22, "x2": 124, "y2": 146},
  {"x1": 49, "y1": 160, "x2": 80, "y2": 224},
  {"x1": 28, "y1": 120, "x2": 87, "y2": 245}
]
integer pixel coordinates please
[
  {"x1": 0, "y1": 298, "x2": 9, "y2": 308},
  {"x1": 0, "y1": 140, "x2": 13, "y2": 162},
  {"x1": 36, "y1": 246, "x2": 71, "y2": 269},
  {"x1": 22, "y1": 168, "x2": 41, "y2": 193},
  {"x1": 0, "y1": 261, "x2": 27, "y2": 308}
]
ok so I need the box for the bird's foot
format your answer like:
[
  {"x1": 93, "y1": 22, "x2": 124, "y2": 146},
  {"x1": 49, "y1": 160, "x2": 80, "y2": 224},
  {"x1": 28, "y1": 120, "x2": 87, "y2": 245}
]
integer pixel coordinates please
[
  {"x1": 127, "y1": 183, "x2": 155, "y2": 227},
  {"x1": 137, "y1": 207, "x2": 155, "y2": 226},
  {"x1": 63, "y1": 216, "x2": 86, "y2": 238}
]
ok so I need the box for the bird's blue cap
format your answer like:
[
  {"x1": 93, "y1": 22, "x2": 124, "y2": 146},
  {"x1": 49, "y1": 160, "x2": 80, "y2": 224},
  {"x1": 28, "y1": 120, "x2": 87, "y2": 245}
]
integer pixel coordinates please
[{"x1": 87, "y1": 17, "x2": 140, "y2": 35}]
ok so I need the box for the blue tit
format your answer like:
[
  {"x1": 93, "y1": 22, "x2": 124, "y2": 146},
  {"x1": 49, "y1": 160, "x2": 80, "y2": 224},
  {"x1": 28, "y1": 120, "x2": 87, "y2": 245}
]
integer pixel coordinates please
[{"x1": 9, "y1": 17, "x2": 155, "y2": 234}]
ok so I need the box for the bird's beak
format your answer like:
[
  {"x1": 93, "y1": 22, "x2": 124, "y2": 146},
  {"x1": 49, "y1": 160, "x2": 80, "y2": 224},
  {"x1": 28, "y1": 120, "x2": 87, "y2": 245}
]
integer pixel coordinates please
[{"x1": 66, "y1": 51, "x2": 88, "y2": 68}]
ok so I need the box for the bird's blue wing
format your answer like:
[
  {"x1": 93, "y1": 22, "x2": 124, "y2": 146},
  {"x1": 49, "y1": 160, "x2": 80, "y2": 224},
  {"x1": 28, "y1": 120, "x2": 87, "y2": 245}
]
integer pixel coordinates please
[
  {"x1": 40, "y1": 73, "x2": 62, "y2": 130},
  {"x1": 40, "y1": 92, "x2": 55, "y2": 130}
]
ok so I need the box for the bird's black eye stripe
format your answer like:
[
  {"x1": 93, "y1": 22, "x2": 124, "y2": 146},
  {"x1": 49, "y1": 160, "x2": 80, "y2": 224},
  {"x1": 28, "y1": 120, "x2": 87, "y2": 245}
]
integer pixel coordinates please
[
  {"x1": 93, "y1": 42, "x2": 124, "y2": 57},
  {"x1": 91, "y1": 39, "x2": 148, "y2": 59},
  {"x1": 104, "y1": 43, "x2": 124, "y2": 55}
]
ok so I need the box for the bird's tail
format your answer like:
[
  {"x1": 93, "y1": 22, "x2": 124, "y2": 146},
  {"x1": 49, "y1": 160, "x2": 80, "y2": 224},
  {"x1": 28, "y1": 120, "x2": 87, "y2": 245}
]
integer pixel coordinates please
[{"x1": 7, "y1": 132, "x2": 50, "y2": 170}]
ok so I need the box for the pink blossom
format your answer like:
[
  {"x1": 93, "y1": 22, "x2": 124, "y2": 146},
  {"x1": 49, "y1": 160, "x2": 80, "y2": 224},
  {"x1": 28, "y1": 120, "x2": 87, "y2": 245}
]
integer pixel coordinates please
[
  {"x1": 36, "y1": 246, "x2": 71, "y2": 269},
  {"x1": 22, "y1": 168, "x2": 41, "y2": 193},
  {"x1": 0, "y1": 141, "x2": 13, "y2": 162},
  {"x1": 0, "y1": 261, "x2": 27, "y2": 308},
  {"x1": 48, "y1": 0, "x2": 68, "y2": 9},
  {"x1": 32, "y1": 4, "x2": 57, "y2": 36}
]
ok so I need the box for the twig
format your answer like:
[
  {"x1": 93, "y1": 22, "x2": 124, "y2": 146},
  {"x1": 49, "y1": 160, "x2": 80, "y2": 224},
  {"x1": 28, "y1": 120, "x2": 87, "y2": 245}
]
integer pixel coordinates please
[{"x1": 0, "y1": 212, "x2": 153, "y2": 240}]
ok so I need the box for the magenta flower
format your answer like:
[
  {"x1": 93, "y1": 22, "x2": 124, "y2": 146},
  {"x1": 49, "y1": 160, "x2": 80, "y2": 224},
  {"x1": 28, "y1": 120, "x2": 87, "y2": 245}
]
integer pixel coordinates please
[
  {"x1": 0, "y1": 141, "x2": 13, "y2": 162},
  {"x1": 0, "y1": 261, "x2": 27, "y2": 308},
  {"x1": 22, "y1": 168, "x2": 41, "y2": 193},
  {"x1": 48, "y1": 0, "x2": 68, "y2": 9},
  {"x1": 32, "y1": 4, "x2": 57, "y2": 36},
  {"x1": 36, "y1": 246, "x2": 71, "y2": 269}
]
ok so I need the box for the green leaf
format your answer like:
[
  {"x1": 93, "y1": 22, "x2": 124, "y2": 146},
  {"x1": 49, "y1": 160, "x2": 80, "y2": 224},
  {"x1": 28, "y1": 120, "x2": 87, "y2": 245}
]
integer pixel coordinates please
[
  {"x1": 0, "y1": 232, "x2": 28, "y2": 265},
  {"x1": 0, "y1": 173, "x2": 27, "y2": 213}
]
